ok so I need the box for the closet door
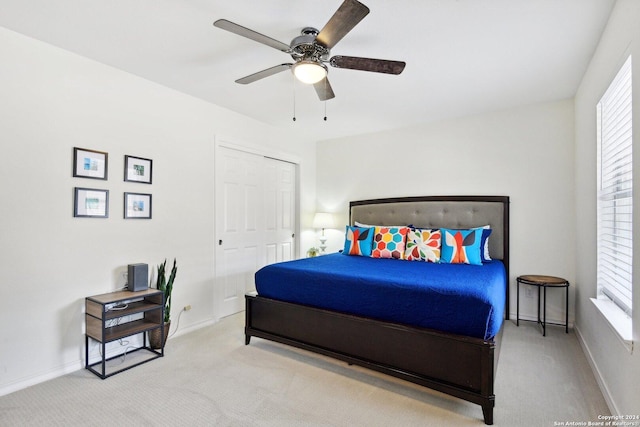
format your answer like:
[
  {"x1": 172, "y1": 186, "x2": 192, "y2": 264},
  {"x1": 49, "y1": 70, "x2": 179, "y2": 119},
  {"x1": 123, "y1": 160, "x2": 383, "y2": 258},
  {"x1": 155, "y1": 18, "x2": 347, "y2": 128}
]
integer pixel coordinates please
[
  {"x1": 215, "y1": 146, "x2": 297, "y2": 318},
  {"x1": 263, "y1": 157, "x2": 296, "y2": 265},
  {"x1": 215, "y1": 147, "x2": 262, "y2": 317}
]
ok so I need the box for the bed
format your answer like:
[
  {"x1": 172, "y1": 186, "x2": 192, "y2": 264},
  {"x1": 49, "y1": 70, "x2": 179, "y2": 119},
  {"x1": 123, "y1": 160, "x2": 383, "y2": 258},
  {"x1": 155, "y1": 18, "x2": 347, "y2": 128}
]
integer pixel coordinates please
[{"x1": 245, "y1": 195, "x2": 510, "y2": 424}]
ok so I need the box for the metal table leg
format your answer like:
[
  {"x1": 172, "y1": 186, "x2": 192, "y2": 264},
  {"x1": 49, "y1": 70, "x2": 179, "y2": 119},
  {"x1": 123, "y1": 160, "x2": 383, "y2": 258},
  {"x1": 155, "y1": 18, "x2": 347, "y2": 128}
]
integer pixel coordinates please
[
  {"x1": 517, "y1": 279, "x2": 520, "y2": 326},
  {"x1": 542, "y1": 285, "x2": 547, "y2": 337}
]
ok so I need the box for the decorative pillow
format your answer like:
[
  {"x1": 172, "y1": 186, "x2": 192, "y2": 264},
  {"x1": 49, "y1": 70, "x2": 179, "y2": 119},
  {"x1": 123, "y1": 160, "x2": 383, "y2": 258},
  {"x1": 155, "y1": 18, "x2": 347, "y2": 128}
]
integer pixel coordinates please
[
  {"x1": 440, "y1": 228, "x2": 484, "y2": 265},
  {"x1": 354, "y1": 221, "x2": 373, "y2": 227},
  {"x1": 371, "y1": 226, "x2": 409, "y2": 259},
  {"x1": 343, "y1": 226, "x2": 374, "y2": 257},
  {"x1": 355, "y1": 221, "x2": 407, "y2": 228},
  {"x1": 478, "y1": 226, "x2": 492, "y2": 262},
  {"x1": 405, "y1": 228, "x2": 441, "y2": 262}
]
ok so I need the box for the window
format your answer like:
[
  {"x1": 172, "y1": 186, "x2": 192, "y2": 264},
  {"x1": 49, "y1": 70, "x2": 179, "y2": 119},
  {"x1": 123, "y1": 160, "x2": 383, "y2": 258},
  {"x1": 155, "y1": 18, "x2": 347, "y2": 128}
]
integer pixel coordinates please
[{"x1": 594, "y1": 55, "x2": 633, "y2": 344}]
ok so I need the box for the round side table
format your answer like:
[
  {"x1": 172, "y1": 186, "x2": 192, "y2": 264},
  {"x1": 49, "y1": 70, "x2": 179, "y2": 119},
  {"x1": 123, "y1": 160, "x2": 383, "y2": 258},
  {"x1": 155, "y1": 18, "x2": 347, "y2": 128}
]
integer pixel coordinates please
[{"x1": 516, "y1": 275, "x2": 569, "y2": 336}]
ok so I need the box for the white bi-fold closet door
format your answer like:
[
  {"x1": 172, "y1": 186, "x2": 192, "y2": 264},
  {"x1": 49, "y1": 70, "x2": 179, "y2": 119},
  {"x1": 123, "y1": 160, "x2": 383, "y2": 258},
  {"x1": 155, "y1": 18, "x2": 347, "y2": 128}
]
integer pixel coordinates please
[{"x1": 215, "y1": 145, "x2": 297, "y2": 318}]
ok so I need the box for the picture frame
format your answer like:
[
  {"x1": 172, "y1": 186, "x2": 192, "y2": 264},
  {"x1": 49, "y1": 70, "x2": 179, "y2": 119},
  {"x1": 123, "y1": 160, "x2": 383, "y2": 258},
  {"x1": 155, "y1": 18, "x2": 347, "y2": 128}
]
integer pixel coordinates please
[
  {"x1": 124, "y1": 155, "x2": 153, "y2": 184},
  {"x1": 124, "y1": 192, "x2": 152, "y2": 219},
  {"x1": 74, "y1": 187, "x2": 109, "y2": 218},
  {"x1": 73, "y1": 147, "x2": 108, "y2": 180}
]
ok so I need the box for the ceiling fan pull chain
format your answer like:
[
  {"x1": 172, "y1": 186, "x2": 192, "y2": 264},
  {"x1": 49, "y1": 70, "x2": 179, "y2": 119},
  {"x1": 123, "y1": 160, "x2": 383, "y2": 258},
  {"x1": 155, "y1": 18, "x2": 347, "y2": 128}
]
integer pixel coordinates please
[
  {"x1": 323, "y1": 78, "x2": 328, "y2": 121},
  {"x1": 292, "y1": 75, "x2": 297, "y2": 122}
]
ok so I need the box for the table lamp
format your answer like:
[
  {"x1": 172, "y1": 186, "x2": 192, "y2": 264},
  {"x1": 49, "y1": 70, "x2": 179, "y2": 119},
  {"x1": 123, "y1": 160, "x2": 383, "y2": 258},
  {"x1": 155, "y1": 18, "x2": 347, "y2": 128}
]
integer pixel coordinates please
[{"x1": 312, "y1": 212, "x2": 335, "y2": 252}]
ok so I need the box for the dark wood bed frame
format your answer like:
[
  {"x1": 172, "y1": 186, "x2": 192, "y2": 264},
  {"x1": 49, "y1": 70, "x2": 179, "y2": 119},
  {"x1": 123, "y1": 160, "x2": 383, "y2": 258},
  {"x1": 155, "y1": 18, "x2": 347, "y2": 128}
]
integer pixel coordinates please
[{"x1": 245, "y1": 195, "x2": 510, "y2": 424}]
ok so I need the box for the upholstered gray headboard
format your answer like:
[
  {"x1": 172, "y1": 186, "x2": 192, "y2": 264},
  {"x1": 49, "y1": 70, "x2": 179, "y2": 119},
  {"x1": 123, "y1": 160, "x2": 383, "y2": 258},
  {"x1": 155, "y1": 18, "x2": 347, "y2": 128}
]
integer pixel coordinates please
[{"x1": 350, "y1": 195, "x2": 510, "y2": 262}]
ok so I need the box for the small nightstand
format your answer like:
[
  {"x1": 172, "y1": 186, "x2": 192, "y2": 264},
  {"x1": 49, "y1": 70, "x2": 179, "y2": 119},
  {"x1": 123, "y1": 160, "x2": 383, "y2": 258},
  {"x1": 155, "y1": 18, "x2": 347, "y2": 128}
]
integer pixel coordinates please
[{"x1": 516, "y1": 275, "x2": 569, "y2": 336}]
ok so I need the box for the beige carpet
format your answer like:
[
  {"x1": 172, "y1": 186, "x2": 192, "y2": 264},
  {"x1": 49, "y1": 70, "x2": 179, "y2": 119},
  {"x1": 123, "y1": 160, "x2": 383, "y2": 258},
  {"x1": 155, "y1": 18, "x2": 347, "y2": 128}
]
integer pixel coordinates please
[{"x1": 0, "y1": 314, "x2": 609, "y2": 426}]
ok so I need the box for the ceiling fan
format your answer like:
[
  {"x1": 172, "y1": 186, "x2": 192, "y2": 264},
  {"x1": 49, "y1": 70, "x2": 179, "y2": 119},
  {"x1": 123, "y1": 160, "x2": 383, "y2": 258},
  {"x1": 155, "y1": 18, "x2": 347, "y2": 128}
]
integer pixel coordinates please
[{"x1": 213, "y1": 0, "x2": 406, "y2": 101}]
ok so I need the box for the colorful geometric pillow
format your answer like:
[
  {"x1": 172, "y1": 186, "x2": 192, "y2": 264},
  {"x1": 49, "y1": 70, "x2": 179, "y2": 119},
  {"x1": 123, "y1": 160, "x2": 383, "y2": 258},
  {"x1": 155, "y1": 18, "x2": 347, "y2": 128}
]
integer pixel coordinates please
[
  {"x1": 440, "y1": 228, "x2": 484, "y2": 265},
  {"x1": 343, "y1": 226, "x2": 374, "y2": 257},
  {"x1": 371, "y1": 226, "x2": 409, "y2": 259},
  {"x1": 405, "y1": 228, "x2": 441, "y2": 262}
]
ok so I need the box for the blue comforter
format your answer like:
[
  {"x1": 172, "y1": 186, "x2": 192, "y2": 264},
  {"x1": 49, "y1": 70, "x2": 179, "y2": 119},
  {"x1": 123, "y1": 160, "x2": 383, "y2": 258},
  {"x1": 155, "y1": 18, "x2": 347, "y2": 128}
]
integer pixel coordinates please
[{"x1": 255, "y1": 253, "x2": 506, "y2": 340}]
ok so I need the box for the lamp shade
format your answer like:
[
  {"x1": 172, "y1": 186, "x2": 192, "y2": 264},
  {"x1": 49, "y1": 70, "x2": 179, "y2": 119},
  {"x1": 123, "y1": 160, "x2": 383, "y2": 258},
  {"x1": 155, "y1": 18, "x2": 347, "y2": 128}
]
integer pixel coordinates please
[
  {"x1": 312, "y1": 212, "x2": 335, "y2": 229},
  {"x1": 293, "y1": 61, "x2": 328, "y2": 84}
]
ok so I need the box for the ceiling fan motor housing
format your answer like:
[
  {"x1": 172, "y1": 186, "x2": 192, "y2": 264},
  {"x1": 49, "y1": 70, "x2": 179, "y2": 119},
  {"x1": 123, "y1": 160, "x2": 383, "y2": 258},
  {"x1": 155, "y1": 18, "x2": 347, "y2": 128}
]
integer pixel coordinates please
[{"x1": 290, "y1": 27, "x2": 329, "y2": 62}]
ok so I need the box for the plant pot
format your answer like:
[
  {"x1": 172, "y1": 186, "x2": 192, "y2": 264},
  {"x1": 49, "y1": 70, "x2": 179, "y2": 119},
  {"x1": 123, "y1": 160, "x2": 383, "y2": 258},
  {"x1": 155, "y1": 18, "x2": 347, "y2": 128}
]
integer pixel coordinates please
[{"x1": 149, "y1": 321, "x2": 170, "y2": 349}]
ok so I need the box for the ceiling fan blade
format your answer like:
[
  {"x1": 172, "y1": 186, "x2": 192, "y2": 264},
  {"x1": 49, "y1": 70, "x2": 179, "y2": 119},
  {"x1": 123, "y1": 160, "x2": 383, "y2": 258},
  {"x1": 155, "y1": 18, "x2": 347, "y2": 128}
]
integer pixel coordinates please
[
  {"x1": 316, "y1": 0, "x2": 370, "y2": 49},
  {"x1": 214, "y1": 19, "x2": 291, "y2": 53},
  {"x1": 329, "y1": 55, "x2": 406, "y2": 75},
  {"x1": 235, "y1": 64, "x2": 292, "y2": 84},
  {"x1": 313, "y1": 77, "x2": 336, "y2": 101}
]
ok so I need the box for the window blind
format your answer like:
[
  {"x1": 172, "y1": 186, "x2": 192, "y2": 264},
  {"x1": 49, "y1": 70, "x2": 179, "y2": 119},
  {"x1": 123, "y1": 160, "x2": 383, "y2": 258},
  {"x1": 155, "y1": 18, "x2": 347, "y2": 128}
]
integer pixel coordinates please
[{"x1": 597, "y1": 55, "x2": 633, "y2": 316}]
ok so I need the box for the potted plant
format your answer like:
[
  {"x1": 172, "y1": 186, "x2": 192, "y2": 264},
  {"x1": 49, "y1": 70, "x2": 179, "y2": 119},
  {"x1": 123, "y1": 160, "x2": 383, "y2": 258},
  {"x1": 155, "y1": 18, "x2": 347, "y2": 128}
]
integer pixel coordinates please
[{"x1": 149, "y1": 258, "x2": 177, "y2": 349}]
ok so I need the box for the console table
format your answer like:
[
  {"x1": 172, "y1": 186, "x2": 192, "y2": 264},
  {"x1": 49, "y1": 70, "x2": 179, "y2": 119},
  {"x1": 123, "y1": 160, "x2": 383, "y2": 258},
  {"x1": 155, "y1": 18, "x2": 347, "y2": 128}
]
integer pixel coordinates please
[{"x1": 85, "y1": 289, "x2": 164, "y2": 379}]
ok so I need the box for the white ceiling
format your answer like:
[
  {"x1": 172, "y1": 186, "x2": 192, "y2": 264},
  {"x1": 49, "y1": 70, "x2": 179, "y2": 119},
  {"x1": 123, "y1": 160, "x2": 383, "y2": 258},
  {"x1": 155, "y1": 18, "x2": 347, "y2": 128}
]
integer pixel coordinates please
[{"x1": 0, "y1": 0, "x2": 615, "y2": 141}]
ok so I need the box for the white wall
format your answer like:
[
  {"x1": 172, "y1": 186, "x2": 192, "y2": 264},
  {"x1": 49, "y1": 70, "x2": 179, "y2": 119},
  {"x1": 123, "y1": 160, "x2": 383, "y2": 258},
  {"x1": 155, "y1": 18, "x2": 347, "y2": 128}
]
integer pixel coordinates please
[
  {"x1": 317, "y1": 99, "x2": 576, "y2": 325},
  {"x1": 0, "y1": 26, "x2": 316, "y2": 394},
  {"x1": 574, "y1": 0, "x2": 640, "y2": 415}
]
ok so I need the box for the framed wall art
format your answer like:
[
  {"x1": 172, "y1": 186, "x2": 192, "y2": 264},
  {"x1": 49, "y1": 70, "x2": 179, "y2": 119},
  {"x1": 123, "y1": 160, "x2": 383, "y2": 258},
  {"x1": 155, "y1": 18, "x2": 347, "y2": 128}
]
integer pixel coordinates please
[
  {"x1": 124, "y1": 155, "x2": 152, "y2": 184},
  {"x1": 73, "y1": 147, "x2": 108, "y2": 180},
  {"x1": 74, "y1": 187, "x2": 109, "y2": 218},
  {"x1": 124, "y1": 192, "x2": 152, "y2": 219}
]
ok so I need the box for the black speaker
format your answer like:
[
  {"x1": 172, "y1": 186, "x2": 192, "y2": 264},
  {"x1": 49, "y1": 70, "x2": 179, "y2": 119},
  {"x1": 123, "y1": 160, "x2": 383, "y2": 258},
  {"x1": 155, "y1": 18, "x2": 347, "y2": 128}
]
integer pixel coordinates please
[{"x1": 127, "y1": 263, "x2": 148, "y2": 292}]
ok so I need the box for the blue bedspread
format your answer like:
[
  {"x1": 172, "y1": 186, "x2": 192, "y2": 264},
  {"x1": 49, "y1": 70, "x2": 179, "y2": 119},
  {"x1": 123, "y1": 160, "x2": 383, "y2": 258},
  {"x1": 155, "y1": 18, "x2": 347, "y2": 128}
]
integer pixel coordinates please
[{"x1": 255, "y1": 253, "x2": 506, "y2": 340}]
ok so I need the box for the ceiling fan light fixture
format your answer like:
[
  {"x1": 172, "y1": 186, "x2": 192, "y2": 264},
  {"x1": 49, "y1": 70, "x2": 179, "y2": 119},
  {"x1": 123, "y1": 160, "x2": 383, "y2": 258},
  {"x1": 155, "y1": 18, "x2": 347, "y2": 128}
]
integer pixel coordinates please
[{"x1": 292, "y1": 60, "x2": 327, "y2": 84}]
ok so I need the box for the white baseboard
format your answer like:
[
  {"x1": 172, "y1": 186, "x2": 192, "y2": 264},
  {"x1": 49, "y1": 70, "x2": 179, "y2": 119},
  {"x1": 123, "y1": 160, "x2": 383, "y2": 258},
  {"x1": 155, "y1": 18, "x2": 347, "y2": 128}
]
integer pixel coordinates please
[
  {"x1": 0, "y1": 360, "x2": 81, "y2": 397},
  {"x1": 573, "y1": 323, "x2": 618, "y2": 415},
  {"x1": 0, "y1": 317, "x2": 218, "y2": 398},
  {"x1": 508, "y1": 311, "x2": 573, "y2": 328},
  {"x1": 168, "y1": 317, "x2": 217, "y2": 339}
]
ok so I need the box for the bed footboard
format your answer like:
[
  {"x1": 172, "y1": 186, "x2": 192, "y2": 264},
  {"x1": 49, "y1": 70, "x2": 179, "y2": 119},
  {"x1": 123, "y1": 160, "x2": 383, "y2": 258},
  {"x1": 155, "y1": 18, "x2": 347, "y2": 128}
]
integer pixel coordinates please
[{"x1": 245, "y1": 292, "x2": 500, "y2": 425}]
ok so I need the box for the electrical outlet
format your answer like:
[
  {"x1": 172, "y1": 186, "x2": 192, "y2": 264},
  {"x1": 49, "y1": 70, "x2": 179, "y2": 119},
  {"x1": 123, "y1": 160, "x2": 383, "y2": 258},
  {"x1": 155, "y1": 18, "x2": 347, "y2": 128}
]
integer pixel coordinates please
[
  {"x1": 184, "y1": 304, "x2": 192, "y2": 311},
  {"x1": 525, "y1": 287, "x2": 534, "y2": 298}
]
